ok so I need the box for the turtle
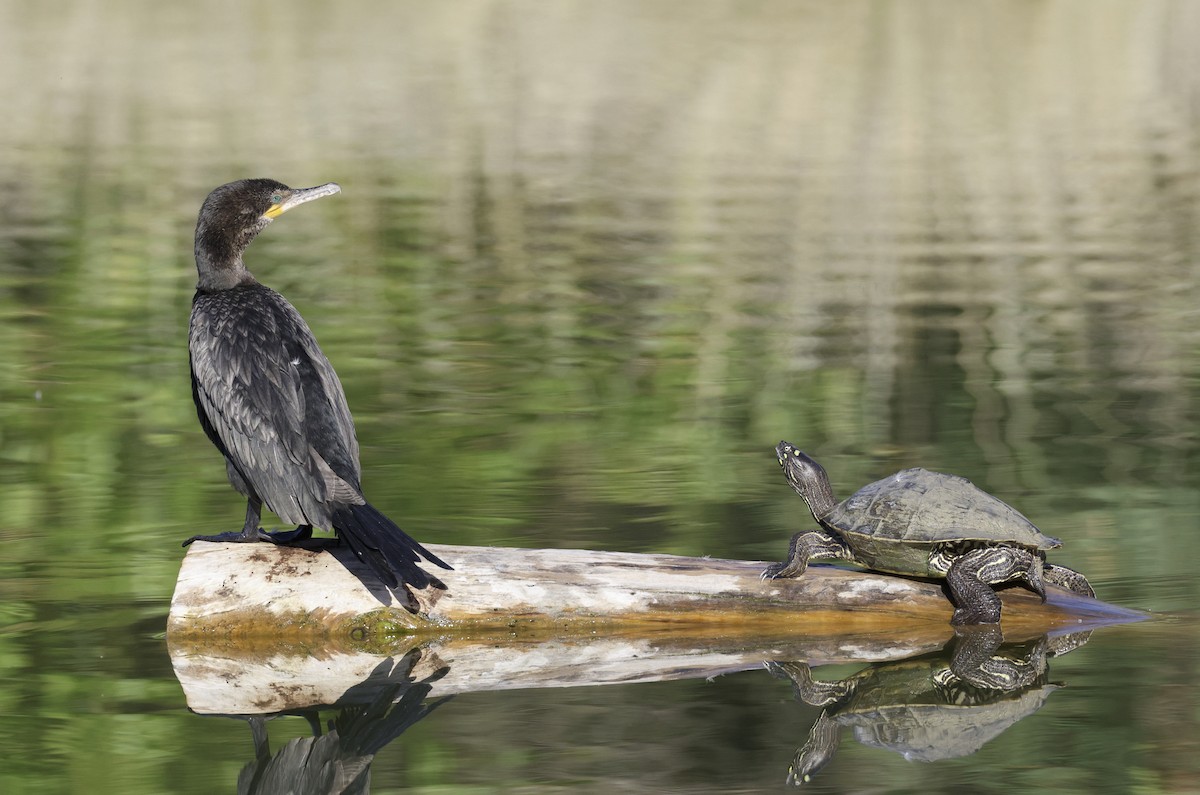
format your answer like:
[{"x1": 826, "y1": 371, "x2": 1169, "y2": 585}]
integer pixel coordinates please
[
  {"x1": 762, "y1": 441, "x2": 1095, "y2": 625},
  {"x1": 767, "y1": 626, "x2": 1086, "y2": 785}
]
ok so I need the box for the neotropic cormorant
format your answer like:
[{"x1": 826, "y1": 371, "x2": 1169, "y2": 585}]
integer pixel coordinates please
[{"x1": 184, "y1": 178, "x2": 451, "y2": 591}]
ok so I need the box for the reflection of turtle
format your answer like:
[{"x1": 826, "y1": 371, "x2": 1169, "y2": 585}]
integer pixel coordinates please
[
  {"x1": 769, "y1": 627, "x2": 1085, "y2": 786},
  {"x1": 763, "y1": 442, "x2": 1095, "y2": 624}
]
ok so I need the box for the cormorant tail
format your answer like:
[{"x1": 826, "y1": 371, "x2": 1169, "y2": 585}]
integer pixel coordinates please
[{"x1": 331, "y1": 502, "x2": 451, "y2": 591}]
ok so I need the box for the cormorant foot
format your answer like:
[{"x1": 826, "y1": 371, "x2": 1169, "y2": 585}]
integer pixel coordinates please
[
  {"x1": 181, "y1": 525, "x2": 313, "y2": 547},
  {"x1": 260, "y1": 525, "x2": 313, "y2": 544},
  {"x1": 182, "y1": 530, "x2": 254, "y2": 547}
]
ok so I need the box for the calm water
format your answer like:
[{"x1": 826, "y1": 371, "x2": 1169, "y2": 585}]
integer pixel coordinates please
[{"x1": 3, "y1": 0, "x2": 1200, "y2": 791}]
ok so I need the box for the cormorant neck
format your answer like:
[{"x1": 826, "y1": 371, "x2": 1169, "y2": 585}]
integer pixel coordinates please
[
  {"x1": 194, "y1": 215, "x2": 271, "y2": 292},
  {"x1": 194, "y1": 260, "x2": 258, "y2": 292}
]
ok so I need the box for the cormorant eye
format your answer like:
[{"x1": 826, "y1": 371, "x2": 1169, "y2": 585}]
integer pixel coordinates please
[{"x1": 270, "y1": 193, "x2": 282, "y2": 204}]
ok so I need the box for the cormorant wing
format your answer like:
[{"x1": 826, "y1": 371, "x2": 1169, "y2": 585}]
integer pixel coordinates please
[
  {"x1": 190, "y1": 288, "x2": 362, "y2": 526},
  {"x1": 290, "y1": 303, "x2": 361, "y2": 492}
]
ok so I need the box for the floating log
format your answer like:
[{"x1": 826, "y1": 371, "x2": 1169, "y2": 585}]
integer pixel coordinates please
[{"x1": 167, "y1": 540, "x2": 1145, "y2": 648}]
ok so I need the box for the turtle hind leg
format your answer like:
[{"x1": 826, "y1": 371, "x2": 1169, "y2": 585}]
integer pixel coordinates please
[
  {"x1": 946, "y1": 547, "x2": 1042, "y2": 626},
  {"x1": 761, "y1": 529, "x2": 851, "y2": 580},
  {"x1": 947, "y1": 625, "x2": 1044, "y2": 690},
  {"x1": 1044, "y1": 563, "x2": 1095, "y2": 598}
]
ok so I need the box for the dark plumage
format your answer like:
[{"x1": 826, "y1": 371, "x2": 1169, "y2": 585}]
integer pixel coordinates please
[{"x1": 184, "y1": 178, "x2": 451, "y2": 591}]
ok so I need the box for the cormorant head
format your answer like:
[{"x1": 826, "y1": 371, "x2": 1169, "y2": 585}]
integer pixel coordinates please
[{"x1": 193, "y1": 178, "x2": 341, "y2": 291}]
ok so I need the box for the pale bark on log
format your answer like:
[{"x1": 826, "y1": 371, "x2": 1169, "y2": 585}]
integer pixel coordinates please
[{"x1": 168, "y1": 540, "x2": 1144, "y2": 646}]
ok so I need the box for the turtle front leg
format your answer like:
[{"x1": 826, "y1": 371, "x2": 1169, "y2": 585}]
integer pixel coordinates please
[
  {"x1": 1043, "y1": 563, "x2": 1095, "y2": 598},
  {"x1": 788, "y1": 710, "x2": 841, "y2": 786},
  {"x1": 761, "y1": 529, "x2": 851, "y2": 580},
  {"x1": 765, "y1": 661, "x2": 850, "y2": 784},
  {"x1": 946, "y1": 546, "x2": 1043, "y2": 625}
]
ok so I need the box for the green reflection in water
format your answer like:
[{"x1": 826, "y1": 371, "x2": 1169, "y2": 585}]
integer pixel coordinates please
[{"x1": 0, "y1": 0, "x2": 1199, "y2": 792}]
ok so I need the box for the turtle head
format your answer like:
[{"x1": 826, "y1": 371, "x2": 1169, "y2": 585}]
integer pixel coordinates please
[{"x1": 776, "y1": 441, "x2": 837, "y2": 518}]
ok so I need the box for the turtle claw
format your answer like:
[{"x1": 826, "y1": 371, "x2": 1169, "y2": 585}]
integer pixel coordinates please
[{"x1": 761, "y1": 563, "x2": 787, "y2": 581}]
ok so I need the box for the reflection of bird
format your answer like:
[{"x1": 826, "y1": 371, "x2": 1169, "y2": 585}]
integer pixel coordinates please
[
  {"x1": 238, "y1": 683, "x2": 449, "y2": 795},
  {"x1": 183, "y1": 179, "x2": 451, "y2": 591},
  {"x1": 237, "y1": 654, "x2": 451, "y2": 795}
]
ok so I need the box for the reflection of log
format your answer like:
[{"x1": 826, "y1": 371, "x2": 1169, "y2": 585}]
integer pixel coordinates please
[
  {"x1": 168, "y1": 541, "x2": 1144, "y2": 646},
  {"x1": 171, "y1": 624, "x2": 1101, "y2": 716},
  {"x1": 171, "y1": 632, "x2": 954, "y2": 715}
]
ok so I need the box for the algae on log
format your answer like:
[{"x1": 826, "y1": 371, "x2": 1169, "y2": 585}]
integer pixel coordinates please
[{"x1": 167, "y1": 540, "x2": 1143, "y2": 642}]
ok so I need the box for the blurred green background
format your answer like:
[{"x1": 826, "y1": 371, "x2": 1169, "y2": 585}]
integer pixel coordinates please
[{"x1": 1, "y1": 0, "x2": 1199, "y2": 791}]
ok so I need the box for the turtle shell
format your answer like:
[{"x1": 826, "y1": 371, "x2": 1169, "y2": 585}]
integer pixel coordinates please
[{"x1": 821, "y1": 468, "x2": 1061, "y2": 577}]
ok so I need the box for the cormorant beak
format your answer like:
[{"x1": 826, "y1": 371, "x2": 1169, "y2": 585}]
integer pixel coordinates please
[{"x1": 263, "y1": 182, "x2": 341, "y2": 219}]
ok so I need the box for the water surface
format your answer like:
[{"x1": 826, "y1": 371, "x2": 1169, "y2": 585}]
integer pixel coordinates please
[{"x1": 2, "y1": 1, "x2": 1200, "y2": 791}]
